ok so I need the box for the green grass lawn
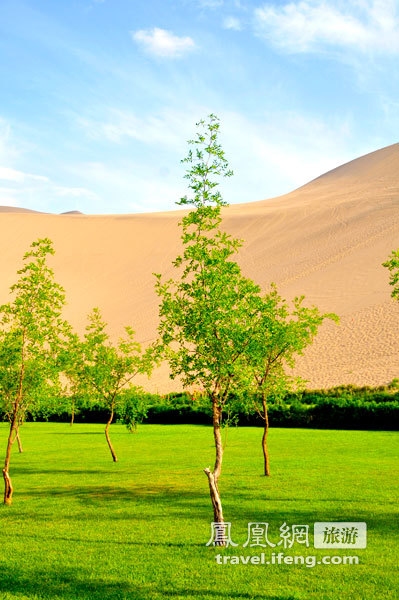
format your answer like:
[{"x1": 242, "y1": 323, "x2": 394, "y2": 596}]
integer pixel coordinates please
[{"x1": 0, "y1": 423, "x2": 397, "y2": 600}]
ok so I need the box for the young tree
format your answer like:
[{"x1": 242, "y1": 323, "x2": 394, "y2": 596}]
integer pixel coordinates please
[
  {"x1": 243, "y1": 285, "x2": 338, "y2": 476},
  {"x1": 0, "y1": 238, "x2": 70, "y2": 505},
  {"x1": 383, "y1": 249, "x2": 399, "y2": 301},
  {"x1": 155, "y1": 115, "x2": 261, "y2": 533},
  {"x1": 68, "y1": 308, "x2": 152, "y2": 462},
  {"x1": 117, "y1": 389, "x2": 149, "y2": 433}
]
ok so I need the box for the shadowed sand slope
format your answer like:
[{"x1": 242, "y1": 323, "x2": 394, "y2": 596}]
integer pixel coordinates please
[{"x1": 1, "y1": 144, "x2": 399, "y2": 391}]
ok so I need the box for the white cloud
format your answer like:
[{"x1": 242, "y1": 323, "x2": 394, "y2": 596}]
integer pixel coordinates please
[
  {"x1": 53, "y1": 185, "x2": 98, "y2": 200},
  {"x1": 0, "y1": 166, "x2": 49, "y2": 183},
  {"x1": 223, "y1": 16, "x2": 242, "y2": 30},
  {"x1": 0, "y1": 166, "x2": 28, "y2": 182},
  {"x1": 72, "y1": 161, "x2": 186, "y2": 213},
  {"x1": 254, "y1": 0, "x2": 399, "y2": 54},
  {"x1": 0, "y1": 169, "x2": 98, "y2": 209},
  {"x1": 0, "y1": 163, "x2": 97, "y2": 212},
  {"x1": 77, "y1": 108, "x2": 197, "y2": 150},
  {"x1": 131, "y1": 28, "x2": 195, "y2": 58}
]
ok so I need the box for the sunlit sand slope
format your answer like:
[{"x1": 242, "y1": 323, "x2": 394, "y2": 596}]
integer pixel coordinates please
[{"x1": 1, "y1": 144, "x2": 398, "y2": 391}]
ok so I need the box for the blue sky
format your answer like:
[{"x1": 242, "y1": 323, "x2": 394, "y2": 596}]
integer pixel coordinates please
[{"x1": 0, "y1": 0, "x2": 398, "y2": 214}]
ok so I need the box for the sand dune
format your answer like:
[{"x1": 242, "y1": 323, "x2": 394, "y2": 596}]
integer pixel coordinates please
[
  {"x1": 0, "y1": 206, "x2": 44, "y2": 214},
  {"x1": 1, "y1": 144, "x2": 398, "y2": 391}
]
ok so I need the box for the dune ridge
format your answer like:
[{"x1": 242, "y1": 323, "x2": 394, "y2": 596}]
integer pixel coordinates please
[{"x1": 1, "y1": 143, "x2": 398, "y2": 391}]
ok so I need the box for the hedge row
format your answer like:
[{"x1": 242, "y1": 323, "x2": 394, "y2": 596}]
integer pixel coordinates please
[{"x1": 8, "y1": 381, "x2": 398, "y2": 430}]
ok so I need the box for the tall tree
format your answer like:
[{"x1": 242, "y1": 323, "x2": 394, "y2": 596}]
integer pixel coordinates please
[
  {"x1": 155, "y1": 114, "x2": 261, "y2": 534},
  {"x1": 0, "y1": 238, "x2": 70, "y2": 505},
  {"x1": 242, "y1": 285, "x2": 338, "y2": 476},
  {"x1": 68, "y1": 308, "x2": 152, "y2": 462},
  {"x1": 383, "y1": 249, "x2": 399, "y2": 301}
]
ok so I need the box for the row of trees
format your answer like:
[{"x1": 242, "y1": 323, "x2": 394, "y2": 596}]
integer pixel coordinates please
[{"x1": 1, "y1": 115, "x2": 397, "y2": 542}]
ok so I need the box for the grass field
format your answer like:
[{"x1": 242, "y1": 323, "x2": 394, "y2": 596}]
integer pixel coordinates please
[{"x1": 0, "y1": 423, "x2": 397, "y2": 600}]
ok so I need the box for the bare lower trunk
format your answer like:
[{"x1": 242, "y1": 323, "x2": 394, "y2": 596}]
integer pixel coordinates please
[
  {"x1": 262, "y1": 394, "x2": 270, "y2": 476},
  {"x1": 204, "y1": 399, "x2": 225, "y2": 544},
  {"x1": 105, "y1": 406, "x2": 118, "y2": 462},
  {"x1": 3, "y1": 413, "x2": 18, "y2": 505},
  {"x1": 16, "y1": 429, "x2": 23, "y2": 454},
  {"x1": 204, "y1": 467, "x2": 224, "y2": 521},
  {"x1": 70, "y1": 399, "x2": 75, "y2": 426},
  {"x1": 4, "y1": 352, "x2": 24, "y2": 505},
  {"x1": 3, "y1": 465, "x2": 13, "y2": 505}
]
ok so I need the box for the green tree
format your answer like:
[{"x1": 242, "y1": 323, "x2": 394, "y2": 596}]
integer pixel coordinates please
[
  {"x1": 243, "y1": 284, "x2": 338, "y2": 476},
  {"x1": 68, "y1": 308, "x2": 152, "y2": 462},
  {"x1": 155, "y1": 115, "x2": 261, "y2": 532},
  {"x1": 117, "y1": 389, "x2": 149, "y2": 433},
  {"x1": 0, "y1": 238, "x2": 70, "y2": 505},
  {"x1": 383, "y1": 249, "x2": 399, "y2": 301}
]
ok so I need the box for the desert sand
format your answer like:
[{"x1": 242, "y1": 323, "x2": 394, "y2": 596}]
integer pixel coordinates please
[{"x1": 1, "y1": 144, "x2": 398, "y2": 391}]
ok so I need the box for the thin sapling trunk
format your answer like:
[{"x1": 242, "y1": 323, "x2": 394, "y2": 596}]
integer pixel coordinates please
[
  {"x1": 261, "y1": 392, "x2": 270, "y2": 476},
  {"x1": 70, "y1": 397, "x2": 75, "y2": 426},
  {"x1": 3, "y1": 415, "x2": 17, "y2": 505},
  {"x1": 16, "y1": 428, "x2": 23, "y2": 454},
  {"x1": 105, "y1": 401, "x2": 118, "y2": 462},
  {"x1": 3, "y1": 401, "x2": 22, "y2": 505},
  {"x1": 15, "y1": 415, "x2": 23, "y2": 453},
  {"x1": 3, "y1": 351, "x2": 24, "y2": 505},
  {"x1": 6, "y1": 415, "x2": 23, "y2": 454}
]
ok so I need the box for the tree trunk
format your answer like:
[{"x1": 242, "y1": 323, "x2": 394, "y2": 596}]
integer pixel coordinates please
[
  {"x1": 262, "y1": 393, "x2": 270, "y2": 476},
  {"x1": 204, "y1": 468, "x2": 224, "y2": 522},
  {"x1": 3, "y1": 356, "x2": 24, "y2": 505},
  {"x1": 16, "y1": 428, "x2": 23, "y2": 454},
  {"x1": 105, "y1": 406, "x2": 118, "y2": 462},
  {"x1": 204, "y1": 399, "x2": 225, "y2": 544},
  {"x1": 3, "y1": 411, "x2": 18, "y2": 505},
  {"x1": 70, "y1": 398, "x2": 75, "y2": 426}
]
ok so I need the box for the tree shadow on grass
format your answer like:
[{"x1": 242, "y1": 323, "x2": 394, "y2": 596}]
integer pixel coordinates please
[
  {"x1": 3, "y1": 482, "x2": 397, "y2": 537},
  {"x1": 23, "y1": 484, "x2": 205, "y2": 501},
  {"x1": 13, "y1": 467, "x2": 120, "y2": 475},
  {"x1": 0, "y1": 567, "x2": 138, "y2": 600},
  {"x1": 53, "y1": 432, "x2": 105, "y2": 435},
  {"x1": 0, "y1": 565, "x2": 298, "y2": 600},
  {"x1": 163, "y1": 592, "x2": 296, "y2": 600},
  {"x1": 1, "y1": 485, "x2": 214, "y2": 520},
  {"x1": 12, "y1": 531, "x2": 202, "y2": 548},
  {"x1": 165, "y1": 594, "x2": 297, "y2": 600}
]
